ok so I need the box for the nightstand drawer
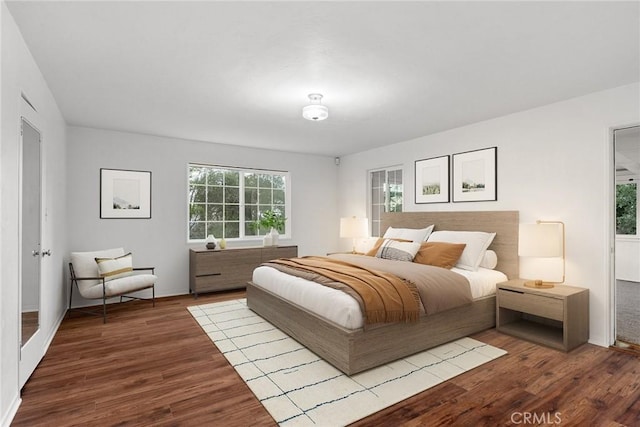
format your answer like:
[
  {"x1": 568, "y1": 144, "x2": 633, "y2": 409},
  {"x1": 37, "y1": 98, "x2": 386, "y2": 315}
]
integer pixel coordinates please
[{"x1": 498, "y1": 289, "x2": 563, "y2": 321}]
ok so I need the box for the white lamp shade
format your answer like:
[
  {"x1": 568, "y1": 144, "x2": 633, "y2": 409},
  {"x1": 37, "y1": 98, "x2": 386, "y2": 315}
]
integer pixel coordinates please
[
  {"x1": 340, "y1": 217, "x2": 368, "y2": 238},
  {"x1": 518, "y1": 223, "x2": 563, "y2": 257},
  {"x1": 302, "y1": 104, "x2": 328, "y2": 121}
]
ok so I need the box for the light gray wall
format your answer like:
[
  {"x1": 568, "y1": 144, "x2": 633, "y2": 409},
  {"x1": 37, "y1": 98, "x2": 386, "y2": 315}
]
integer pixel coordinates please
[
  {"x1": 66, "y1": 127, "x2": 339, "y2": 302},
  {"x1": 337, "y1": 83, "x2": 640, "y2": 348},
  {"x1": 1, "y1": 2, "x2": 68, "y2": 424}
]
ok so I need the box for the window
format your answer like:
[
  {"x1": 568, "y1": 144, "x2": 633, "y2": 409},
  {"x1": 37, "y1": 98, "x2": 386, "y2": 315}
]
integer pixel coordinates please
[
  {"x1": 370, "y1": 167, "x2": 403, "y2": 236},
  {"x1": 188, "y1": 164, "x2": 289, "y2": 240},
  {"x1": 617, "y1": 182, "x2": 637, "y2": 235}
]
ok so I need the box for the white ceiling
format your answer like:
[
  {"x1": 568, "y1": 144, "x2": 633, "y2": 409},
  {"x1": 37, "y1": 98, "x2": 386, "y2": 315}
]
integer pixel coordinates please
[{"x1": 6, "y1": 1, "x2": 640, "y2": 157}]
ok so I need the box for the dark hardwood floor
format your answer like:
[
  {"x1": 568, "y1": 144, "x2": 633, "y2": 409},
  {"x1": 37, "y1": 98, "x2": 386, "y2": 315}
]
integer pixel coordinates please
[{"x1": 13, "y1": 291, "x2": 640, "y2": 426}]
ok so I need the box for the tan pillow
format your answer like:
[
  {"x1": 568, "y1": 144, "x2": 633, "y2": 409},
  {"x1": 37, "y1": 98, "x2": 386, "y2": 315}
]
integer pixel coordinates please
[{"x1": 413, "y1": 242, "x2": 466, "y2": 269}]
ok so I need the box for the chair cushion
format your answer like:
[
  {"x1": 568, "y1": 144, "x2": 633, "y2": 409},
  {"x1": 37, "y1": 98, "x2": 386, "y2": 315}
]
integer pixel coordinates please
[
  {"x1": 71, "y1": 248, "x2": 125, "y2": 295},
  {"x1": 81, "y1": 274, "x2": 157, "y2": 299}
]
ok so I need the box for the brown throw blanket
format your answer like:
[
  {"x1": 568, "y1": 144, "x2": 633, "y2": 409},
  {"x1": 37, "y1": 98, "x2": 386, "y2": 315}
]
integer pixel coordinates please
[
  {"x1": 330, "y1": 253, "x2": 473, "y2": 316},
  {"x1": 263, "y1": 256, "x2": 420, "y2": 324}
]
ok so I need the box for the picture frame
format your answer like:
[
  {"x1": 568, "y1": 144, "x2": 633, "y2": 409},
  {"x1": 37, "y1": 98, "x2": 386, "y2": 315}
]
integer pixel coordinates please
[
  {"x1": 452, "y1": 147, "x2": 497, "y2": 202},
  {"x1": 415, "y1": 155, "x2": 450, "y2": 204},
  {"x1": 100, "y1": 168, "x2": 152, "y2": 218}
]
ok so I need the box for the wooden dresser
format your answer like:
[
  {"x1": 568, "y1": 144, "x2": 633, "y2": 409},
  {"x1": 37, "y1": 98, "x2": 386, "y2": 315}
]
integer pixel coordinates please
[{"x1": 189, "y1": 245, "x2": 298, "y2": 297}]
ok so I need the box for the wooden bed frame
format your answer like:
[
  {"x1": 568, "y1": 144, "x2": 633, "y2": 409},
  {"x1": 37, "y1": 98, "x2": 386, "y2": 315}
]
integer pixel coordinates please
[{"x1": 247, "y1": 210, "x2": 519, "y2": 375}]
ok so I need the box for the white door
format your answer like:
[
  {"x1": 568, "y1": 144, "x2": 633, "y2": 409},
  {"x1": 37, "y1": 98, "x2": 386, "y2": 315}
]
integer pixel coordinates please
[
  {"x1": 613, "y1": 125, "x2": 640, "y2": 348},
  {"x1": 19, "y1": 106, "x2": 47, "y2": 388}
]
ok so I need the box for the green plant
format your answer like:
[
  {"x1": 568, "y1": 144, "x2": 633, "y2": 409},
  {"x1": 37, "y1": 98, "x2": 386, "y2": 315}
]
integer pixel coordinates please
[{"x1": 255, "y1": 210, "x2": 286, "y2": 233}]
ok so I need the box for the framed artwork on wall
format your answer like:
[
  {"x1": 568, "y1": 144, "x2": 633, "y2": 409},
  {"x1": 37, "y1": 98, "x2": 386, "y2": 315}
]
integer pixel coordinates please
[
  {"x1": 452, "y1": 147, "x2": 497, "y2": 202},
  {"x1": 100, "y1": 168, "x2": 152, "y2": 218},
  {"x1": 415, "y1": 155, "x2": 450, "y2": 204}
]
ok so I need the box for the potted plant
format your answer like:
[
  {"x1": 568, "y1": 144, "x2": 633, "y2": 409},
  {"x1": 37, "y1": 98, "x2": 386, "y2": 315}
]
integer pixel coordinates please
[{"x1": 255, "y1": 210, "x2": 286, "y2": 245}]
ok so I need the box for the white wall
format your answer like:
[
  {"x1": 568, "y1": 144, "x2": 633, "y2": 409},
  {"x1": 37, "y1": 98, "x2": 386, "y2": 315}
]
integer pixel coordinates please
[
  {"x1": 1, "y1": 2, "x2": 68, "y2": 425},
  {"x1": 66, "y1": 126, "x2": 339, "y2": 302},
  {"x1": 338, "y1": 83, "x2": 640, "y2": 348}
]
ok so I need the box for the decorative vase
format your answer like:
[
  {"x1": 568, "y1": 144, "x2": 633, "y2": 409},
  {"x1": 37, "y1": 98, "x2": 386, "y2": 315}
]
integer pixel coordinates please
[
  {"x1": 219, "y1": 238, "x2": 227, "y2": 249},
  {"x1": 263, "y1": 233, "x2": 273, "y2": 247},
  {"x1": 205, "y1": 234, "x2": 217, "y2": 250},
  {"x1": 269, "y1": 228, "x2": 279, "y2": 246}
]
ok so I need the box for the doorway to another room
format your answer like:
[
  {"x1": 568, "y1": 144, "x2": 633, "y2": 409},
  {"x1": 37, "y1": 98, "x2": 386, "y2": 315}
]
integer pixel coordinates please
[{"x1": 613, "y1": 125, "x2": 640, "y2": 350}]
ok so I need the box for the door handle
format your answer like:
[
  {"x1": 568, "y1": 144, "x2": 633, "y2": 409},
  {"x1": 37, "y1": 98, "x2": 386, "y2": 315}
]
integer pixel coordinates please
[
  {"x1": 31, "y1": 250, "x2": 40, "y2": 257},
  {"x1": 41, "y1": 249, "x2": 52, "y2": 257}
]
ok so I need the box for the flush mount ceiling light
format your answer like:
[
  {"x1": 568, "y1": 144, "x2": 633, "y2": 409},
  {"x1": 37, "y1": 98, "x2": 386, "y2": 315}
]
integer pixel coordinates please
[{"x1": 302, "y1": 93, "x2": 328, "y2": 121}]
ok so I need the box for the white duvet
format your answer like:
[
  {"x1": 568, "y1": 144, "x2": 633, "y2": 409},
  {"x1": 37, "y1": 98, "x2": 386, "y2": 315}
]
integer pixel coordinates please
[{"x1": 251, "y1": 255, "x2": 507, "y2": 330}]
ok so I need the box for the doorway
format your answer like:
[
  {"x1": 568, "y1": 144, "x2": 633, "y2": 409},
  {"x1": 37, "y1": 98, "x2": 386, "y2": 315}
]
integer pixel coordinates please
[{"x1": 613, "y1": 125, "x2": 640, "y2": 349}]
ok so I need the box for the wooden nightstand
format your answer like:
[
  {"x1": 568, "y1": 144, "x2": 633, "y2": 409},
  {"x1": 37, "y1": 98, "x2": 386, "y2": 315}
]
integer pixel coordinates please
[{"x1": 496, "y1": 279, "x2": 589, "y2": 351}]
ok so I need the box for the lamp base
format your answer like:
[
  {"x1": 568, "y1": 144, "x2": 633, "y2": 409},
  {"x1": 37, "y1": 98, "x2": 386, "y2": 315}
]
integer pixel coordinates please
[{"x1": 524, "y1": 280, "x2": 555, "y2": 289}]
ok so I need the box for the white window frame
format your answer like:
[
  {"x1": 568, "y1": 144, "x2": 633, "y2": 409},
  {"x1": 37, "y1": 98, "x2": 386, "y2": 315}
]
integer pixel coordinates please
[
  {"x1": 187, "y1": 163, "x2": 291, "y2": 242},
  {"x1": 368, "y1": 165, "x2": 404, "y2": 237}
]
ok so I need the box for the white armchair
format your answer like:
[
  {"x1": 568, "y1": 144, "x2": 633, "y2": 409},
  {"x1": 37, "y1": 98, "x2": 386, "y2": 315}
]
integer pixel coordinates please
[{"x1": 69, "y1": 248, "x2": 157, "y2": 323}]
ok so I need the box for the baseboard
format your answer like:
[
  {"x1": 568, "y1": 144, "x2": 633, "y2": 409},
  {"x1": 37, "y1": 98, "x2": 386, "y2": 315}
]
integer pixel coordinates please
[{"x1": 1, "y1": 394, "x2": 21, "y2": 427}]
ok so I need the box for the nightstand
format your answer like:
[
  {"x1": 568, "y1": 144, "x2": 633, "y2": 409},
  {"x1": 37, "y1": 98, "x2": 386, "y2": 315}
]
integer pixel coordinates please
[{"x1": 496, "y1": 279, "x2": 589, "y2": 351}]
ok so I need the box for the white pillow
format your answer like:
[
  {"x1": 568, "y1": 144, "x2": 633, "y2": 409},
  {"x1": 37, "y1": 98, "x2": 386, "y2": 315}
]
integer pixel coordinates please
[
  {"x1": 383, "y1": 225, "x2": 434, "y2": 242},
  {"x1": 427, "y1": 231, "x2": 496, "y2": 271},
  {"x1": 479, "y1": 249, "x2": 498, "y2": 270},
  {"x1": 375, "y1": 239, "x2": 421, "y2": 262}
]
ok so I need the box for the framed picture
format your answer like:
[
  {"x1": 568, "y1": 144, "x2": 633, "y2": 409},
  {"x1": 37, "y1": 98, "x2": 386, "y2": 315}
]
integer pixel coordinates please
[
  {"x1": 100, "y1": 168, "x2": 152, "y2": 218},
  {"x1": 452, "y1": 147, "x2": 497, "y2": 202},
  {"x1": 415, "y1": 155, "x2": 450, "y2": 204}
]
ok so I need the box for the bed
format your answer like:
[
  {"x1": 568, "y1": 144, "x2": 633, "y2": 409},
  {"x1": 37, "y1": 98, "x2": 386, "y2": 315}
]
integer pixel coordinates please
[{"x1": 247, "y1": 210, "x2": 519, "y2": 375}]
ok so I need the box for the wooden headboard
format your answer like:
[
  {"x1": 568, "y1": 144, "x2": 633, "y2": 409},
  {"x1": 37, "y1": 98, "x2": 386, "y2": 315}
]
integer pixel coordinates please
[{"x1": 381, "y1": 211, "x2": 519, "y2": 279}]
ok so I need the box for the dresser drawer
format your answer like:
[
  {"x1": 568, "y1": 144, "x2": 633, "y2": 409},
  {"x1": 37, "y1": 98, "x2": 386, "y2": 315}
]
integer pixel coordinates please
[
  {"x1": 194, "y1": 274, "x2": 247, "y2": 292},
  {"x1": 498, "y1": 288, "x2": 563, "y2": 321},
  {"x1": 194, "y1": 249, "x2": 262, "y2": 276}
]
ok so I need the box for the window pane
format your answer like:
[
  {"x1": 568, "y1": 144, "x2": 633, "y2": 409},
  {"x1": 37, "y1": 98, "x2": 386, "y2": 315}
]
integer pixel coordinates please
[
  {"x1": 225, "y1": 205, "x2": 239, "y2": 221},
  {"x1": 190, "y1": 185, "x2": 206, "y2": 203},
  {"x1": 617, "y1": 183, "x2": 637, "y2": 235},
  {"x1": 224, "y1": 170, "x2": 240, "y2": 186},
  {"x1": 189, "y1": 167, "x2": 207, "y2": 185},
  {"x1": 245, "y1": 221, "x2": 258, "y2": 236},
  {"x1": 225, "y1": 187, "x2": 239, "y2": 203},
  {"x1": 189, "y1": 222, "x2": 205, "y2": 240},
  {"x1": 258, "y1": 189, "x2": 272, "y2": 205},
  {"x1": 189, "y1": 203, "x2": 205, "y2": 222},
  {"x1": 259, "y1": 174, "x2": 272, "y2": 188},
  {"x1": 273, "y1": 189, "x2": 285, "y2": 204},
  {"x1": 244, "y1": 173, "x2": 258, "y2": 188},
  {"x1": 207, "y1": 169, "x2": 224, "y2": 186},
  {"x1": 207, "y1": 186, "x2": 223, "y2": 203},
  {"x1": 207, "y1": 222, "x2": 223, "y2": 238},
  {"x1": 206, "y1": 204, "x2": 223, "y2": 221},
  {"x1": 225, "y1": 222, "x2": 240, "y2": 238},
  {"x1": 273, "y1": 175, "x2": 285, "y2": 189},
  {"x1": 245, "y1": 188, "x2": 258, "y2": 204},
  {"x1": 245, "y1": 205, "x2": 258, "y2": 221}
]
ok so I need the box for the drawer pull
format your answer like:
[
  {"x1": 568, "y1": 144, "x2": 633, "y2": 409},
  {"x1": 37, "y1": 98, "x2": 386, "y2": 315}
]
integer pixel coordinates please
[{"x1": 196, "y1": 273, "x2": 222, "y2": 278}]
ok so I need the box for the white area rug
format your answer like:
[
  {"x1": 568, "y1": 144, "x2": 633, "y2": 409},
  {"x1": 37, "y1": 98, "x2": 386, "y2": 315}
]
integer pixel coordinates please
[{"x1": 189, "y1": 299, "x2": 506, "y2": 426}]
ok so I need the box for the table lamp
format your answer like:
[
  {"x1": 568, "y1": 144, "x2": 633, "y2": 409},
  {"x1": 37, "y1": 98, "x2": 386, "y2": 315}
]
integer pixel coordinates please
[
  {"x1": 518, "y1": 220, "x2": 565, "y2": 288},
  {"x1": 340, "y1": 216, "x2": 368, "y2": 253}
]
